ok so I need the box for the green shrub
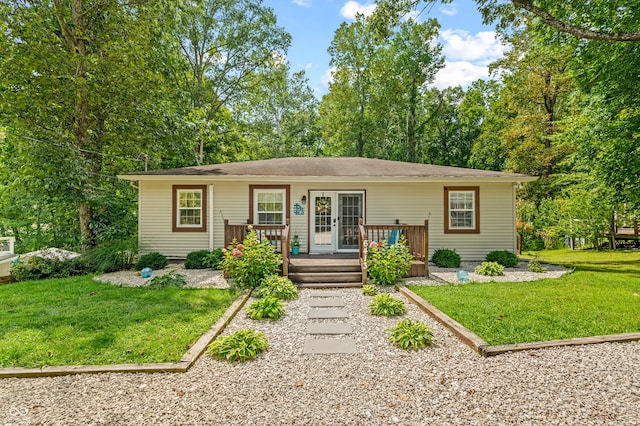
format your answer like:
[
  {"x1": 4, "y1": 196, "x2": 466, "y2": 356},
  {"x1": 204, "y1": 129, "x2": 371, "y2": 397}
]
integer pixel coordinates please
[
  {"x1": 207, "y1": 248, "x2": 224, "y2": 269},
  {"x1": 369, "y1": 293, "x2": 407, "y2": 316},
  {"x1": 361, "y1": 284, "x2": 379, "y2": 296},
  {"x1": 221, "y1": 227, "x2": 282, "y2": 289},
  {"x1": 366, "y1": 236, "x2": 414, "y2": 285},
  {"x1": 246, "y1": 297, "x2": 285, "y2": 320},
  {"x1": 431, "y1": 249, "x2": 461, "y2": 268},
  {"x1": 388, "y1": 319, "x2": 433, "y2": 350},
  {"x1": 136, "y1": 252, "x2": 168, "y2": 270},
  {"x1": 148, "y1": 271, "x2": 186, "y2": 288},
  {"x1": 83, "y1": 238, "x2": 138, "y2": 273},
  {"x1": 475, "y1": 261, "x2": 504, "y2": 276},
  {"x1": 528, "y1": 258, "x2": 547, "y2": 273},
  {"x1": 254, "y1": 275, "x2": 299, "y2": 300},
  {"x1": 11, "y1": 256, "x2": 89, "y2": 281},
  {"x1": 208, "y1": 329, "x2": 269, "y2": 362},
  {"x1": 485, "y1": 250, "x2": 519, "y2": 267},
  {"x1": 184, "y1": 250, "x2": 212, "y2": 269}
]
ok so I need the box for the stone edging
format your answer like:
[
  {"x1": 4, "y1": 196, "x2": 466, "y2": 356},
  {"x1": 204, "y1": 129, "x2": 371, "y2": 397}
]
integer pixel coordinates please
[
  {"x1": 0, "y1": 291, "x2": 251, "y2": 379},
  {"x1": 397, "y1": 285, "x2": 640, "y2": 357}
]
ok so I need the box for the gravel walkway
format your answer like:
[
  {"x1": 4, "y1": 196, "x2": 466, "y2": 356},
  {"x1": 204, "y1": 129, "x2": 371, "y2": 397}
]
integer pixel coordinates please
[{"x1": 1, "y1": 281, "x2": 638, "y2": 425}]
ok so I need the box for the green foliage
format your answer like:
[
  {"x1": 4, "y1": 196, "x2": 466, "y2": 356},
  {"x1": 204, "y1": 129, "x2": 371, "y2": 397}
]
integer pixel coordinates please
[
  {"x1": 254, "y1": 275, "x2": 299, "y2": 300},
  {"x1": 0, "y1": 275, "x2": 238, "y2": 367},
  {"x1": 184, "y1": 250, "x2": 213, "y2": 269},
  {"x1": 208, "y1": 329, "x2": 269, "y2": 363},
  {"x1": 369, "y1": 293, "x2": 407, "y2": 316},
  {"x1": 366, "y1": 236, "x2": 414, "y2": 285},
  {"x1": 11, "y1": 256, "x2": 89, "y2": 281},
  {"x1": 245, "y1": 297, "x2": 285, "y2": 321},
  {"x1": 474, "y1": 261, "x2": 505, "y2": 276},
  {"x1": 485, "y1": 250, "x2": 519, "y2": 267},
  {"x1": 207, "y1": 248, "x2": 224, "y2": 270},
  {"x1": 221, "y1": 228, "x2": 282, "y2": 289},
  {"x1": 431, "y1": 249, "x2": 461, "y2": 268},
  {"x1": 528, "y1": 258, "x2": 547, "y2": 273},
  {"x1": 136, "y1": 252, "x2": 168, "y2": 271},
  {"x1": 361, "y1": 284, "x2": 379, "y2": 296},
  {"x1": 148, "y1": 271, "x2": 186, "y2": 288},
  {"x1": 387, "y1": 318, "x2": 433, "y2": 350},
  {"x1": 83, "y1": 238, "x2": 138, "y2": 273}
]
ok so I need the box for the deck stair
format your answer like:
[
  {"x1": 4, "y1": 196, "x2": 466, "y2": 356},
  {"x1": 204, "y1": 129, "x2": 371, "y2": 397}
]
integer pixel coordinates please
[{"x1": 288, "y1": 256, "x2": 362, "y2": 288}]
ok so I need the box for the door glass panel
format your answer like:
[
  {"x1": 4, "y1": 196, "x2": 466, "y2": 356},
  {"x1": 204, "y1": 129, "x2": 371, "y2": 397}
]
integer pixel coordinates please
[
  {"x1": 338, "y1": 194, "x2": 362, "y2": 250},
  {"x1": 314, "y1": 196, "x2": 332, "y2": 246}
]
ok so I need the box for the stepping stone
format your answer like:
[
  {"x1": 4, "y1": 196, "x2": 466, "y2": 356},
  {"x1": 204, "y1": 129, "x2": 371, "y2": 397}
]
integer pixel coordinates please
[
  {"x1": 308, "y1": 308, "x2": 349, "y2": 319},
  {"x1": 308, "y1": 297, "x2": 345, "y2": 307},
  {"x1": 306, "y1": 323, "x2": 353, "y2": 335},
  {"x1": 303, "y1": 338, "x2": 357, "y2": 354},
  {"x1": 308, "y1": 290, "x2": 342, "y2": 298}
]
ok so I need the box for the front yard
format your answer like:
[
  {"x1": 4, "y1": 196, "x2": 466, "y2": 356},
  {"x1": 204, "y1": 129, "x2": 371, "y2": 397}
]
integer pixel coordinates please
[
  {"x1": 0, "y1": 275, "x2": 238, "y2": 368},
  {"x1": 409, "y1": 249, "x2": 640, "y2": 345}
]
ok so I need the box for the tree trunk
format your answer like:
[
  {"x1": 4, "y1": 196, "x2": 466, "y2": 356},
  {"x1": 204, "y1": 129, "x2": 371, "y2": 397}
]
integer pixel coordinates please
[{"x1": 407, "y1": 83, "x2": 417, "y2": 163}]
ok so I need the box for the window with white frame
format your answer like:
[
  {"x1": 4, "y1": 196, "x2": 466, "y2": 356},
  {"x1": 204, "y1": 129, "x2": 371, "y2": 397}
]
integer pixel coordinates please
[
  {"x1": 445, "y1": 187, "x2": 479, "y2": 233},
  {"x1": 173, "y1": 185, "x2": 207, "y2": 232},
  {"x1": 254, "y1": 189, "x2": 286, "y2": 224}
]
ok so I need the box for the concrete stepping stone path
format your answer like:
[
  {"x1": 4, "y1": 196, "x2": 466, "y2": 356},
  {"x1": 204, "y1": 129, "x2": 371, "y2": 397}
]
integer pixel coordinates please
[{"x1": 303, "y1": 290, "x2": 357, "y2": 354}]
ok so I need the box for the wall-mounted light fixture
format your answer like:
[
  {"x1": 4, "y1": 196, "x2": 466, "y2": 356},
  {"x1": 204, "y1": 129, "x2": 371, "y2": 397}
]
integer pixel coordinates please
[{"x1": 301, "y1": 195, "x2": 307, "y2": 205}]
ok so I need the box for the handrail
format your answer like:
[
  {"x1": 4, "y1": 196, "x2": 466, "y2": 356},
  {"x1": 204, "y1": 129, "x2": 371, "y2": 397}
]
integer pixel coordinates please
[
  {"x1": 358, "y1": 219, "x2": 367, "y2": 285},
  {"x1": 224, "y1": 219, "x2": 290, "y2": 277},
  {"x1": 358, "y1": 219, "x2": 429, "y2": 279}
]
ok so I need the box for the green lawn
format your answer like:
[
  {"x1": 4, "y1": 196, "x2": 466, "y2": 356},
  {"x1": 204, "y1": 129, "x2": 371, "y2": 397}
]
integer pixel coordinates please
[
  {"x1": 0, "y1": 275, "x2": 238, "y2": 368},
  {"x1": 410, "y1": 249, "x2": 640, "y2": 345}
]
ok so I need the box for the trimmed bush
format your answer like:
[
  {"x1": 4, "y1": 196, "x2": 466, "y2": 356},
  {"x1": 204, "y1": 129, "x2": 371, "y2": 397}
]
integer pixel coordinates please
[
  {"x1": 485, "y1": 250, "x2": 519, "y2": 267},
  {"x1": 208, "y1": 329, "x2": 269, "y2": 362},
  {"x1": 388, "y1": 319, "x2": 433, "y2": 350},
  {"x1": 184, "y1": 250, "x2": 212, "y2": 269},
  {"x1": 431, "y1": 249, "x2": 461, "y2": 268},
  {"x1": 369, "y1": 293, "x2": 407, "y2": 316},
  {"x1": 254, "y1": 275, "x2": 299, "y2": 300},
  {"x1": 475, "y1": 261, "x2": 504, "y2": 276},
  {"x1": 246, "y1": 297, "x2": 285, "y2": 320},
  {"x1": 11, "y1": 256, "x2": 89, "y2": 281},
  {"x1": 207, "y1": 248, "x2": 224, "y2": 269},
  {"x1": 136, "y1": 252, "x2": 168, "y2": 270}
]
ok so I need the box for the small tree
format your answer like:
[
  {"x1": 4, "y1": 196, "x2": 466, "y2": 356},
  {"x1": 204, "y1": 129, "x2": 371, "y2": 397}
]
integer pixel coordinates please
[{"x1": 221, "y1": 226, "x2": 282, "y2": 289}]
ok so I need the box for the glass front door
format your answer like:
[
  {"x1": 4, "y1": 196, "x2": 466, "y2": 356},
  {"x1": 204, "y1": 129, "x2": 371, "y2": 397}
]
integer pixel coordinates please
[{"x1": 310, "y1": 191, "x2": 364, "y2": 253}]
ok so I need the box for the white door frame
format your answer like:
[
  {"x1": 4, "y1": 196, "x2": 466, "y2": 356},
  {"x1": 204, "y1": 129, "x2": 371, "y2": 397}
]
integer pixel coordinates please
[{"x1": 309, "y1": 191, "x2": 364, "y2": 253}]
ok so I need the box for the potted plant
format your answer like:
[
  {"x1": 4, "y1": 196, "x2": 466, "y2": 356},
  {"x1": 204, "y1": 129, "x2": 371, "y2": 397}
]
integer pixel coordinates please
[{"x1": 291, "y1": 235, "x2": 300, "y2": 255}]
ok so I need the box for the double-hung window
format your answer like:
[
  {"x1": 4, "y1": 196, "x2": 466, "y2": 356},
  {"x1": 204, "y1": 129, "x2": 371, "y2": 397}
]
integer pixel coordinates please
[
  {"x1": 250, "y1": 185, "x2": 289, "y2": 225},
  {"x1": 173, "y1": 185, "x2": 207, "y2": 232},
  {"x1": 444, "y1": 186, "x2": 479, "y2": 233}
]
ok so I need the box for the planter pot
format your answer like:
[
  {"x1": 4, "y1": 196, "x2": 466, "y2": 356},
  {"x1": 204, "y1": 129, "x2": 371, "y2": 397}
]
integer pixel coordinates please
[{"x1": 291, "y1": 246, "x2": 300, "y2": 255}]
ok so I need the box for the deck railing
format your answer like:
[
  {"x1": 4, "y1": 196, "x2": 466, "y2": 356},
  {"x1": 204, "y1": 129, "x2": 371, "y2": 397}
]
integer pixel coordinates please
[
  {"x1": 358, "y1": 219, "x2": 429, "y2": 284},
  {"x1": 224, "y1": 220, "x2": 289, "y2": 277}
]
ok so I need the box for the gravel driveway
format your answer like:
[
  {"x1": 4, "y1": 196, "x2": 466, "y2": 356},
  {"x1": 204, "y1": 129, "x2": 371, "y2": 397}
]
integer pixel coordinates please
[{"x1": 1, "y1": 280, "x2": 638, "y2": 425}]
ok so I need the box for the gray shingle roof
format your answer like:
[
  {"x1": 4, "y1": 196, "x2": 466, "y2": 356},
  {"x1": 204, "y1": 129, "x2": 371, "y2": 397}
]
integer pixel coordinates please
[{"x1": 121, "y1": 157, "x2": 534, "y2": 180}]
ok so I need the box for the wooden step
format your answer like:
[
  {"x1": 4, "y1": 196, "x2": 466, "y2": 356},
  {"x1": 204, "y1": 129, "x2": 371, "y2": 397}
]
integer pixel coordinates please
[
  {"x1": 289, "y1": 272, "x2": 362, "y2": 284},
  {"x1": 289, "y1": 258, "x2": 361, "y2": 273},
  {"x1": 298, "y1": 282, "x2": 362, "y2": 289}
]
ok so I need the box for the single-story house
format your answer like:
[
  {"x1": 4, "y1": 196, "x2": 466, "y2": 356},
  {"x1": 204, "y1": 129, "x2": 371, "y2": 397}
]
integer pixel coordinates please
[{"x1": 119, "y1": 157, "x2": 535, "y2": 262}]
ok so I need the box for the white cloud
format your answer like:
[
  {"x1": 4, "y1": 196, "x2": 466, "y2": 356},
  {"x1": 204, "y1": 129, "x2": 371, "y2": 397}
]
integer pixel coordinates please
[
  {"x1": 432, "y1": 61, "x2": 489, "y2": 89},
  {"x1": 292, "y1": 0, "x2": 312, "y2": 7},
  {"x1": 321, "y1": 67, "x2": 336, "y2": 89},
  {"x1": 440, "y1": 4, "x2": 457, "y2": 16},
  {"x1": 440, "y1": 30, "x2": 505, "y2": 63},
  {"x1": 340, "y1": 1, "x2": 377, "y2": 20}
]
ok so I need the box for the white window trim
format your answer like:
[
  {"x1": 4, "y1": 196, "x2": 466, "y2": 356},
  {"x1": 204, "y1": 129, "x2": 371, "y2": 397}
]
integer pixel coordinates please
[
  {"x1": 253, "y1": 189, "x2": 287, "y2": 225},
  {"x1": 449, "y1": 190, "x2": 475, "y2": 230},
  {"x1": 176, "y1": 188, "x2": 204, "y2": 228}
]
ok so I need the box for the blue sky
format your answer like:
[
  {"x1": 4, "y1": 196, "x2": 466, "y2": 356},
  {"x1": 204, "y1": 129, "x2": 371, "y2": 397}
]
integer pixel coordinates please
[{"x1": 261, "y1": 0, "x2": 505, "y2": 97}]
